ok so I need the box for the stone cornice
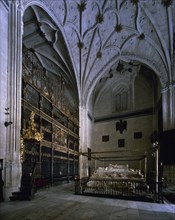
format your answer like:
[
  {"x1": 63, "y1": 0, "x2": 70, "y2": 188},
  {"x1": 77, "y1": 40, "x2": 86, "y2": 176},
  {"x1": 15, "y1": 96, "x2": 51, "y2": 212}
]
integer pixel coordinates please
[{"x1": 94, "y1": 108, "x2": 153, "y2": 123}]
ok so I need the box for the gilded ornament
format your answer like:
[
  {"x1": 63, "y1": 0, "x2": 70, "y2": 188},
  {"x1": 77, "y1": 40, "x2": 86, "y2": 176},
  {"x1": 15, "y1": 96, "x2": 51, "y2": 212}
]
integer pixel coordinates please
[
  {"x1": 20, "y1": 136, "x2": 24, "y2": 163},
  {"x1": 22, "y1": 111, "x2": 44, "y2": 142}
]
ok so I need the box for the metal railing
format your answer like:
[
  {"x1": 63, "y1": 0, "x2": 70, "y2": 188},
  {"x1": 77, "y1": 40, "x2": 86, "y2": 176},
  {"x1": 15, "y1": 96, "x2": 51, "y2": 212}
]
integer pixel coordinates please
[{"x1": 75, "y1": 177, "x2": 163, "y2": 203}]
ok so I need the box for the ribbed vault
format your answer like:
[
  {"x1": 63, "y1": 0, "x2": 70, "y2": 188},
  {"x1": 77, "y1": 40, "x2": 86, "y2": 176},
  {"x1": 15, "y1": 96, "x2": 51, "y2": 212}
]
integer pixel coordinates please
[
  {"x1": 22, "y1": 0, "x2": 175, "y2": 107},
  {"x1": 23, "y1": 5, "x2": 79, "y2": 107}
]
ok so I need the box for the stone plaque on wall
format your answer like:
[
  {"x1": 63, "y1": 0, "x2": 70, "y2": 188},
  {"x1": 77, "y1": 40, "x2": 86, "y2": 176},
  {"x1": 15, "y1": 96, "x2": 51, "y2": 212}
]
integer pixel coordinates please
[
  {"x1": 134, "y1": 132, "x2": 142, "y2": 139},
  {"x1": 118, "y1": 139, "x2": 125, "y2": 147},
  {"x1": 102, "y1": 135, "x2": 109, "y2": 142}
]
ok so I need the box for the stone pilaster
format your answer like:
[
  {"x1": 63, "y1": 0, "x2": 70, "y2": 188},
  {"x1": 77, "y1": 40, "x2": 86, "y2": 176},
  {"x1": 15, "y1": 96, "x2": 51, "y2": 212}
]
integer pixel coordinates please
[
  {"x1": 162, "y1": 83, "x2": 175, "y2": 131},
  {"x1": 0, "y1": 0, "x2": 9, "y2": 201},
  {"x1": 79, "y1": 105, "x2": 89, "y2": 178},
  {"x1": 3, "y1": 0, "x2": 23, "y2": 200},
  {"x1": 170, "y1": 84, "x2": 175, "y2": 128}
]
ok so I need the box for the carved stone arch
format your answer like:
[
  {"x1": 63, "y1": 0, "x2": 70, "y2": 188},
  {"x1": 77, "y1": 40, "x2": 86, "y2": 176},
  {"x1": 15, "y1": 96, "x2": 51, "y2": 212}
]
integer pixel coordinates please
[
  {"x1": 121, "y1": 54, "x2": 168, "y2": 88},
  {"x1": 22, "y1": 0, "x2": 81, "y2": 100},
  {"x1": 93, "y1": 85, "x2": 110, "y2": 108},
  {"x1": 84, "y1": 58, "x2": 120, "y2": 108},
  {"x1": 23, "y1": 1, "x2": 63, "y2": 31},
  {"x1": 85, "y1": 54, "x2": 168, "y2": 108}
]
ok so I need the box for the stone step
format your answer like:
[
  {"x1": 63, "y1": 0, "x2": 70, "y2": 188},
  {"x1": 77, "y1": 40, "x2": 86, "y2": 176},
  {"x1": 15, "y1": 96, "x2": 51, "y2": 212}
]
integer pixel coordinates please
[
  {"x1": 9, "y1": 194, "x2": 31, "y2": 201},
  {"x1": 12, "y1": 191, "x2": 30, "y2": 196}
]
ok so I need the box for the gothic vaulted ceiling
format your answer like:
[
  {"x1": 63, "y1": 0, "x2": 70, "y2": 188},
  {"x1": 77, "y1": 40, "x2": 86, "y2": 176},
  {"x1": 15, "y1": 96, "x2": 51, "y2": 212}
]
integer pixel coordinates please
[
  {"x1": 22, "y1": 5, "x2": 79, "y2": 104},
  {"x1": 22, "y1": 0, "x2": 175, "y2": 105}
]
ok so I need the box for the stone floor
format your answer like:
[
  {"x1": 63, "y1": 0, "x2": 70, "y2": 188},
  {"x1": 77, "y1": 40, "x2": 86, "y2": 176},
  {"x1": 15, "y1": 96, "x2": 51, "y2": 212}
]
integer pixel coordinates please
[
  {"x1": 163, "y1": 184, "x2": 175, "y2": 204},
  {"x1": 0, "y1": 183, "x2": 175, "y2": 220}
]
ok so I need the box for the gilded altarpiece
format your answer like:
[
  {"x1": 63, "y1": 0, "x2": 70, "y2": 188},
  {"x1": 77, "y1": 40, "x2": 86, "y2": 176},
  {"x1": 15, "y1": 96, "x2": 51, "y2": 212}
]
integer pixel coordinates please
[{"x1": 21, "y1": 47, "x2": 79, "y2": 185}]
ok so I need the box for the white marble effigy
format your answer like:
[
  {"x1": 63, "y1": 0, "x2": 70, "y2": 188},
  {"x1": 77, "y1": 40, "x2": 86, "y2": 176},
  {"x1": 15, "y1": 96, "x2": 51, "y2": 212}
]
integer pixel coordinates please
[
  {"x1": 90, "y1": 164, "x2": 144, "y2": 180},
  {"x1": 86, "y1": 164, "x2": 146, "y2": 193}
]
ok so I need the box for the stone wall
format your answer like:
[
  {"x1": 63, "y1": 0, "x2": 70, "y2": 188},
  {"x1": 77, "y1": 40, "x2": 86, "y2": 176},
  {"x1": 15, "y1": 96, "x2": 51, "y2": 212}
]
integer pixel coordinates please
[
  {"x1": 163, "y1": 165, "x2": 175, "y2": 184},
  {"x1": 92, "y1": 114, "x2": 155, "y2": 172}
]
